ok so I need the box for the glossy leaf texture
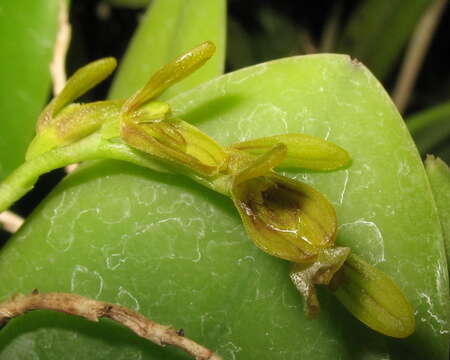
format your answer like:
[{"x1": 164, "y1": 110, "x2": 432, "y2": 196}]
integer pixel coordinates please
[
  {"x1": 108, "y1": 0, "x2": 226, "y2": 100},
  {"x1": 0, "y1": 55, "x2": 448, "y2": 359},
  {"x1": 0, "y1": 0, "x2": 61, "y2": 180}
]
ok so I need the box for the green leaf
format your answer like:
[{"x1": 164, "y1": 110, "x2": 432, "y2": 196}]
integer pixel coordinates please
[
  {"x1": 108, "y1": 0, "x2": 226, "y2": 100},
  {"x1": 0, "y1": 55, "x2": 448, "y2": 359},
  {"x1": 338, "y1": 0, "x2": 433, "y2": 80},
  {"x1": 0, "y1": 0, "x2": 61, "y2": 180},
  {"x1": 407, "y1": 101, "x2": 450, "y2": 155},
  {"x1": 425, "y1": 155, "x2": 450, "y2": 270}
]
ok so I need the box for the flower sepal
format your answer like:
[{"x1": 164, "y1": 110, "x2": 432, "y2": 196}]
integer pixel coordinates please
[
  {"x1": 26, "y1": 58, "x2": 118, "y2": 160},
  {"x1": 329, "y1": 253, "x2": 415, "y2": 338},
  {"x1": 230, "y1": 144, "x2": 337, "y2": 263}
]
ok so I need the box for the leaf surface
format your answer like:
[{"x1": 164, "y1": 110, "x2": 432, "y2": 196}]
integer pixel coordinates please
[{"x1": 0, "y1": 55, "x2": 448, "y2": 359}]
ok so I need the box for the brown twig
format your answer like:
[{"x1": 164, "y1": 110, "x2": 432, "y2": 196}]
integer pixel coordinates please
[
  {"x1": 0, "y1": 291, "x2": 222, "y2": 360},
  {"x1": 392, "y1": 0, "x2": 448, "y2": 113},
  {"x1": 0, "y1": 210, "x2": 24, "y2": 233}
]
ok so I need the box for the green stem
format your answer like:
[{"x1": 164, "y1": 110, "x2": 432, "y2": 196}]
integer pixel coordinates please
[
  {"x1": 0, "y1": 134, "x2": 99, "y2": 212},
  {"x1": 0, "y1": 120, "x2": 235, "y2": 213},
  {"x1": 0, "y1": 132, "x2": 170, "y2": 213}
]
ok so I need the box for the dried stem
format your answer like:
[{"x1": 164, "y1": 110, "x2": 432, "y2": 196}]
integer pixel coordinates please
[
  {"x1": 50, "y1": 0, "x2": 71, "y2": 96},
  {"x1": 0, "y1": 291, "x2": 222, "y2": 360},
  {"x1": 392, "y1": 0, "x2": 448, "y2": 113},
  {"x1": 0, "y1": 210, "x2": 24, "y2": 233}
]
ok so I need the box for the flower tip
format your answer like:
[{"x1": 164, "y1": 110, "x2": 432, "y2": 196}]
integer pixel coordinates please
[
  {"x1": 200, "y1": 40, "x2": 216, "y2": 58},
  {"x1": 97, "y1": 57, "x2": 118, "y2": 75},
  {"x1": 335, "y1": 146, "x2": 352, "y2": 169}
]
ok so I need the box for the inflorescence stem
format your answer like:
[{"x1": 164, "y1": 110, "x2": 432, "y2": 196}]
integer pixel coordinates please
[{"x1": 0, "y1": 132, "x2": 171, "y2": 213}]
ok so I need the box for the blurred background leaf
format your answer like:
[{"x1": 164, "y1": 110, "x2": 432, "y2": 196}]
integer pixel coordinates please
[
  {"x1": 337, "y1": 0, "x2": 434, "y2": 81},
  {"x1": 108, "y1": 0, "x2": 226, "y2": 100},
  {"x1": 408, "y1": 101, "x2": 450, "y2": 157},
  {"x1": 0, "y1": 0, "x2": 61, "y2": 181}
]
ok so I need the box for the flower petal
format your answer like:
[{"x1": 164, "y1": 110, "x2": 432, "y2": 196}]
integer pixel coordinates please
[
  {"x1": 329, "y1": 253, "x2": 415, "y2": 338},
  {"x1": 38, "y1": 58, "x2": 117, "y2": 132},
  {"x1": 122, "y1": 41, "x2": 216, "y2": 114}
]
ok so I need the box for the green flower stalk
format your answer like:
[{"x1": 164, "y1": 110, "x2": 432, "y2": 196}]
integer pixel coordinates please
[{"x1": 0, "y1": 41, "x2": 414, "y2": 338}]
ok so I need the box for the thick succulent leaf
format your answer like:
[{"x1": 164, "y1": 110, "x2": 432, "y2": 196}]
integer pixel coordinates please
[
  {"x1": 0, "y1": 0, "x2": 61, "y2": 180},
  {"x1": 425, "y1": 155, "x2": 450, "y2": 269},
  {"x1": 338, "y1": 0, "x2": 433, "y2": 80},
  {"x1": 108, "y1": 0, "x2": 226, "y2": 100},
  {"x1": 0, "y1": 55, "x2": 448, "y2": 359}
]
